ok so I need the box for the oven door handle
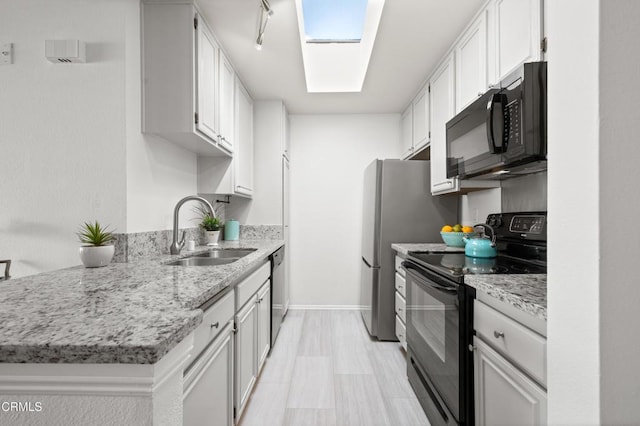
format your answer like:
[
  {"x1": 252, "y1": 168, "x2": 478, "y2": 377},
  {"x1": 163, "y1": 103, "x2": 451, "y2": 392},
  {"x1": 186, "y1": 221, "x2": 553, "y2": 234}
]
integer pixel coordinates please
[{"x1": 403, "y1": 262, "x2": 458, "y2": 294}]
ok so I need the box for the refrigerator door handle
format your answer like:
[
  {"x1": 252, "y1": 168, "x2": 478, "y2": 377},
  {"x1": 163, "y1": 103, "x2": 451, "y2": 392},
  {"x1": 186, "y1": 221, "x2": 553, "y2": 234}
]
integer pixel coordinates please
[{"x1": 362, "y1": 257, "x2": 372, "y2": 268}]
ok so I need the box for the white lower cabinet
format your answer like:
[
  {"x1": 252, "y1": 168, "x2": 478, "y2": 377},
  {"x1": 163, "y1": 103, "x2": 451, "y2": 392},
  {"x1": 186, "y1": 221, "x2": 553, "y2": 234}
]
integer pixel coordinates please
[
  {"x1": 474, "y1": 298, "x2": 547, "y2": 425},
  {"x1": 474, "y1": 337, "x2": 547, "y2": 425},
  {"x1": 234, "y1": 262, "x2": 271, "y2": 421},
  {"x1": 257, "y1": 282, "x2": 271, "y2": 372},
  {"x1": 394, "y1": 254, "x2": 407, "y2": 350},
  {"x1": 235, "y1": 294, "x2": 258, "y2": 418},
  {"x1": 183, "y1": 321, "x2": 234, "y2": 426}
]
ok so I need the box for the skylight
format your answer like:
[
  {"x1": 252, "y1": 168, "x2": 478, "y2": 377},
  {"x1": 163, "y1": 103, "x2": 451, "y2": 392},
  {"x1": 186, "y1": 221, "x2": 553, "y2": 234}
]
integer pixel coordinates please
[
  {"x1": 295, "y1": 0, "x2": 385, "y2": 93},
  {"x1": 302, "y1": 0, "x2": 368, "y2": 43}
]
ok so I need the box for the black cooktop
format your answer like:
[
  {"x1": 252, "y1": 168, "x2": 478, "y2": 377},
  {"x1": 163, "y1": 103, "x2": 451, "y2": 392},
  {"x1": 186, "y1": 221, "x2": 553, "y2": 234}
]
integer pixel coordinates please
[{"x1": 407, "y1": 251, "x2": 547, "y2": 283}]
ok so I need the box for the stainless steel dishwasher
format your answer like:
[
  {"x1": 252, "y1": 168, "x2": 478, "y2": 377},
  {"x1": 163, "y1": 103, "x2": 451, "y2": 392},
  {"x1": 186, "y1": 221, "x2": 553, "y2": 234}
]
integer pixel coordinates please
[{"x1": 270, "y1": 246, "x2": 285, "y2": 348}]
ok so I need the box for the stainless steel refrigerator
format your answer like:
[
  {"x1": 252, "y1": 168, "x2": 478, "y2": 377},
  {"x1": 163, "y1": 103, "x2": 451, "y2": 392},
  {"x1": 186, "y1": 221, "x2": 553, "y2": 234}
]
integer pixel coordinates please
[{"x1": 360, "y1": 159, "x2": 458, "y2": 340}]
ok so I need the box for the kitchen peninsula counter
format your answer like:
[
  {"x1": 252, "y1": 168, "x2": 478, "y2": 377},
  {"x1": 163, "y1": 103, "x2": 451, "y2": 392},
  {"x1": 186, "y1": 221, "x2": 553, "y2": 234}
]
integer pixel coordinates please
[{"x1": 0, "y1": 240, "x2": 284, "y2": 364}]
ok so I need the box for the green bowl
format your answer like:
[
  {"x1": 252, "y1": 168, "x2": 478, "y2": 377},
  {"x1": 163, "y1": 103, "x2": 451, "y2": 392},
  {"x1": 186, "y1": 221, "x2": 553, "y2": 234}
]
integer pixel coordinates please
[{"x1": 440, "y1": 231, "x2": 473, "y2": 247}]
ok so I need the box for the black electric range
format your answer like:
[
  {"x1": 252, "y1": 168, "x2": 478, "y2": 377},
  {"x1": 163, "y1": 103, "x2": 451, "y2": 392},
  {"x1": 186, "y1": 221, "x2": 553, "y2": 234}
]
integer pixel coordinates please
[
  {"x1": 403, "y1": 212, "x2": 547, "y2": 426},
  {"x1": 409, "y1": 212, "x2": 547, "y2": 284}
]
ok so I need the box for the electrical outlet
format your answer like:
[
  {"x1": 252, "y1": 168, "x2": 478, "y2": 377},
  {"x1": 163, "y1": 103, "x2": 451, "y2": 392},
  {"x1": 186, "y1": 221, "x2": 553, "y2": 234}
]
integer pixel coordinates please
[{"x1": 0, "y1": 43, "x2": 13, "y2": 65}]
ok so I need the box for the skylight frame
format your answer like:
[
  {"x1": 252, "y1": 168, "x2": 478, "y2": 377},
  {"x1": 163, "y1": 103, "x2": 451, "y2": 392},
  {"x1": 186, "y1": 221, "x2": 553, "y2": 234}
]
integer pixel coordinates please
[
  {"x1": 302, "y1": 0, "x2": 369, "y2": 44},
  {"x1": 294, "y1": 0, "x2": 385, "y2": 93}
]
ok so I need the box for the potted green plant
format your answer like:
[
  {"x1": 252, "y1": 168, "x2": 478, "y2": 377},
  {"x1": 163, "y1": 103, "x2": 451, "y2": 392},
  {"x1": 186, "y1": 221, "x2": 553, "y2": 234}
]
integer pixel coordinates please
[
  {"x1": 77, "y1": 221, "x2": 115, "y2": 268},
  {"x1": 200, "y1": 214, "x2": 222, "y2": 245}
]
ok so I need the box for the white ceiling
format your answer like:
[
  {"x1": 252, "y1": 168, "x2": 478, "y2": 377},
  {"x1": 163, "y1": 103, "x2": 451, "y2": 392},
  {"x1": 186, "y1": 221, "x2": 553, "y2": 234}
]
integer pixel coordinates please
[{"x1": 198, "y1": 0, "x2": 485, "y2": 114}]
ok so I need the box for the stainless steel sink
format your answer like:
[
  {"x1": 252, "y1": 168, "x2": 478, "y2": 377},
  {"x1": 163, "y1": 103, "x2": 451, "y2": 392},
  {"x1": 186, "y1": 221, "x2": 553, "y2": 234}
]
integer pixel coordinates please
[
  {"x1": 193, "y1": 248, "x2": 257, "y2": 259},
  {"x1": 166, "y1": 248, "x2": 257, "y2": 266}
]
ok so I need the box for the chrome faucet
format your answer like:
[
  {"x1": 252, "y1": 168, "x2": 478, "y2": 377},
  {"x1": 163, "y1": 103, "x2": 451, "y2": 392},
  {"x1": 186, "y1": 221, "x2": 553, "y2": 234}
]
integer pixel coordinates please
[{"x1": 170, "y1": 196, "x2": 215, "y2": 255}]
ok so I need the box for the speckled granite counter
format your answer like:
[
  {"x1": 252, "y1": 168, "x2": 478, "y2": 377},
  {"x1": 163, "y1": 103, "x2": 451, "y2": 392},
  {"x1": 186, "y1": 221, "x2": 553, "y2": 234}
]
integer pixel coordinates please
[
  {"x1": 391, "y1": 243, "x2": 464, "y2": 255},
  {"x1": 391, "y1": 242, "x2": 547, "y2": 321},
  {"x1": 465, "y1": 274, "x2": 547, "y2": 320},
  {"x1": 0, "y1": 240, "x2": 283, "y2": 364}
]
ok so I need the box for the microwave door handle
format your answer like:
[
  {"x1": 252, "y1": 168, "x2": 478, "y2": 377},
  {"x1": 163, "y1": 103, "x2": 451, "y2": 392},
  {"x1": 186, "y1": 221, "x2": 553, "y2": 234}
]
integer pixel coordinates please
[{"x1": 486, "y1": 93, "x2": 506, "y2": 154}]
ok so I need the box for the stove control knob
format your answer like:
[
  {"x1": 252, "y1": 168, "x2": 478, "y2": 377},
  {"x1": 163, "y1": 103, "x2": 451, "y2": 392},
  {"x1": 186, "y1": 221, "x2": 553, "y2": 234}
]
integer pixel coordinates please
[
  {"x1": 495, "y1": 217, "x2": 503, "y2": 228},
  {"x1": 487, "y1": 216, "x2": 496, "y2": 226}
]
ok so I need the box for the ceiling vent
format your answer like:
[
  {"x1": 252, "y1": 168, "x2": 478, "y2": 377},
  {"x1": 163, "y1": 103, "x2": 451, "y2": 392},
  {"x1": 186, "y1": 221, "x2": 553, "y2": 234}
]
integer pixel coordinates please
[{"x1": 45, "y1": 40, "x2": 86, "y2": 63}]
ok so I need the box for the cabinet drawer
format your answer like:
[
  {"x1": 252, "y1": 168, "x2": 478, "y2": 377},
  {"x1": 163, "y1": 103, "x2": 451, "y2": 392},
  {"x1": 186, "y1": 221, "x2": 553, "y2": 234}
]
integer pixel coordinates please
[
  {"x1": 395, "y1": 291, "x2": 406, "y2": 323},
  {"x1": 395, "y1": 272, "x2": 406, "y2": 298},
  {"x1": 395, "y1": 256, "x2": 405, "y2": 276},
  {"x1": 395, "y1": 315, "x2": 406, "y2": 351},
  {"x1": 474, "y1": 300, "x2": 547, "y2": 387},
  {"x1": 192, "y1": 290, "x2": 235, "y2": 363},
  {"x1": 236, "y1": 261, "x2": 270, "y2": 310}
]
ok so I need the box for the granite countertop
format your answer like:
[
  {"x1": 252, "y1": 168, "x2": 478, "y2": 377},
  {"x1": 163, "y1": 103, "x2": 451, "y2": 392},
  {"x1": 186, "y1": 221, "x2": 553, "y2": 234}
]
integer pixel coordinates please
[
  {"x1": 465, "y1": 274, "x2": 547, "y2": 320},
  {"x1": 0, "y1": 240, "x2": 284, "y2": 364},
  {"x1": 391, "y1": 243, "x2": 465, "y2": 255},
  {"x1": 391, "y1": 242, "x2": 546, "y2": 321}
]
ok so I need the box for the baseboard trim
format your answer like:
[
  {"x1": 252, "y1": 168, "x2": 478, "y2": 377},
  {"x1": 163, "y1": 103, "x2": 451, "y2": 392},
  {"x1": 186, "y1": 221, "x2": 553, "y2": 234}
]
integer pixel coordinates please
[{"x1": 287, "y1": 305, "x2": 366, "y2": 311}]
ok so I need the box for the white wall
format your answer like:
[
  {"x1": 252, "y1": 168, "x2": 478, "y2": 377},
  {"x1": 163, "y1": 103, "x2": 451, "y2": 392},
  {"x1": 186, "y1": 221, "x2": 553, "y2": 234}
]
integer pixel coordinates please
[
  {"x1": 460, "y1": 189, "x2": 501, "y2": 226},
  {"x1": 547, "y1": 0, "x2": 601, "y2": 423},
  {"x1": 0, "y1": 0, "x2": 129, "y2": 278},
  {"x1": 598, "y1": 1, "x2": 640, "y2": 424},
  {"x1": 0, "y1": 0, "x2": 200, "y2": 278},
  {"x1": 289, "y1": 114, "x2": 402, "y2": 307},
  {"x1": 123, "y1": 1, "x2": 199, "y2": 233}
]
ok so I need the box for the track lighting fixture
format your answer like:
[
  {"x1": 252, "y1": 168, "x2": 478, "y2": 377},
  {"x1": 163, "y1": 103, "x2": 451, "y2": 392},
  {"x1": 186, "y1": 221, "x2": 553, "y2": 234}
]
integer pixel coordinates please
[{"x1": 255, "y1": 0, "x2": 274, "y2": 50}]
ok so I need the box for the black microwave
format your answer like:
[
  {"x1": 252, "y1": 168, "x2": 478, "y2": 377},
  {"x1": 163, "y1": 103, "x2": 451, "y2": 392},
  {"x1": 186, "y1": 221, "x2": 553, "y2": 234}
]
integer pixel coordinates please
[{"x1": 446, "y1": 61, "x2": 547, "y2": 180}]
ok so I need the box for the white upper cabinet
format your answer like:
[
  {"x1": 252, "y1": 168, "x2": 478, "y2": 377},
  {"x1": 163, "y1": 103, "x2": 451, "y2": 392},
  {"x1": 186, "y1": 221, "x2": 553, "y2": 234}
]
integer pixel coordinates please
[
  {"x1": 400, "y1": 104, "x2": 413, "y2": 159},
  {"x1": 412, "y1": 85, "x2": 429, "y2": 153},
  {"x1": 400, "y1": 84, "x2": 429, "y2": 159},
  {"x1": 196, "y1": 20, "x2": 219, "y2": 142},
  {"x1": 429, "y1": 54, "x2": 459, "y2": 195},
  {"x1": 142, "y1": 4, "x2": 230, "y2": 156},
  {"x1": 218, "y1": 51, "x2": 235, "y2": 153},
  {"x1": 494, "y1": 0, "x2": 543, "y2": 82},
  {"x1": 456, "y1": 10, "x2": 489, "y2": 112},
  {"x1": 234, "y1": 78, "x2": 254, "y2": 197}
]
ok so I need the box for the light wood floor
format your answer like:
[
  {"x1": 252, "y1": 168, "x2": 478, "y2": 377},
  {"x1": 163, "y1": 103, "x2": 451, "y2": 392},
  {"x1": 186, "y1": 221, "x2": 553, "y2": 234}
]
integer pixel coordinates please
[{"x1": 238, "y1": 310, "x2": 430, "y2": 426}]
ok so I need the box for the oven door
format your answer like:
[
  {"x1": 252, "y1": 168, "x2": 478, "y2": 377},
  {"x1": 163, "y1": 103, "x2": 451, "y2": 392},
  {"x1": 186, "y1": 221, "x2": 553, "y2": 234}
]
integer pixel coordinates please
[{"x1": 405, "y1": 260, "x2": 463, "y2": 424}]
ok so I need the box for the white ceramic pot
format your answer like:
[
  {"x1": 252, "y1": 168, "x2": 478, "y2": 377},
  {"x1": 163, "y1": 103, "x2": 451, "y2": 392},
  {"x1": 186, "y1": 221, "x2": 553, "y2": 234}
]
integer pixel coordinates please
[
  {"x1": 205, "y1": 230, "x2": 220, "y2": 245},
  {"x1": 79, "y1": 245, "x2": 115, "y2": 268}
]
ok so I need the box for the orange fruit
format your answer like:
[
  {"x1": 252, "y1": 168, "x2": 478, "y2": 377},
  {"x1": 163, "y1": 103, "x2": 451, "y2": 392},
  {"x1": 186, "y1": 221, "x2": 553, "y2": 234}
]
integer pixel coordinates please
[
  {"x1": 462, "y1": 226, "x2": 474, "y2": 233},
  {"x1": 441, "y1": 225, "x2": 453, "y2": 232}
]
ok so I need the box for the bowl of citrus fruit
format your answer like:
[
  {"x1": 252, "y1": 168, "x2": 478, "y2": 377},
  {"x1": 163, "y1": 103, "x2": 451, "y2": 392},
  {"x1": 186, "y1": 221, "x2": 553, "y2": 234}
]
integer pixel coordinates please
[{"x1": 440, "y1": 224, "x2": 475, "y2": 247}]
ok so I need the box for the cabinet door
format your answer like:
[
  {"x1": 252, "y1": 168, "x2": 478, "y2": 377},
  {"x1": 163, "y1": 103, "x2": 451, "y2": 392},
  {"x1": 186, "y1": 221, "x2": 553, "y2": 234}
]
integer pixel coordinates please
[
  {"x1": 495, "y1": 0, "x2": 543, "y2": 82},
  {"x1": 474, "y1": 337, "x2": 547, "y2": 426},
  {"x1": 401, "y1": 104, "x2": 413, "y2": 159},
  {"x1": 283, "y1": 158, "x2": 290, "y2": 315},
  {"x1": 234, "y1": 78, "x2": 253, "y2": 197},
  {"x1": 184, "y1": 323, "x2": 234, "y2": 426},
  {"x1": 257, "y1": 282, "x2": 271, "y2": 373},
  {"x1": 429, "y1": 54, "x2": 459, "y2": 195},
  {"x1": 195, "y1": 15, "x2": 219, "y2": 141},
  {"x1": 282, "y1": 103, "x2": 291, "y2": 160},
  {"x1": 456, "y1": 10, "x2": 488, "y2": 112},
  {"x1": 218, "y1": 51, "x2": 235, "y2": 153},
  {"x1": 235, "y1": 297, "x2": 258, "y2": 417},
  {"x1": 412, "y1": 86, "x2": 429, "y2": 152}
]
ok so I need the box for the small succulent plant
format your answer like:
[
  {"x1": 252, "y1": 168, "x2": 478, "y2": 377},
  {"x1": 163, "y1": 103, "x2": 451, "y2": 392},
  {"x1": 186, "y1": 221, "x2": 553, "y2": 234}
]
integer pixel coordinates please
[
  {"x1": 200, "y1": 214, "x2": 222, "y2": 231},
  {"x1": 77, "y1": 221, "x2": 114, "y2": 246}
]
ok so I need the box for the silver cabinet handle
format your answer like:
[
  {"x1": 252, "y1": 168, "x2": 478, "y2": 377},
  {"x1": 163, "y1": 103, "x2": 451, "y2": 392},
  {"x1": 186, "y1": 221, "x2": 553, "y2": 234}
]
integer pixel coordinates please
[
  {"x1": 494, "y1": 331, "x2": 504, "y2": 338},
  {"x1": 210, "y1": 322, "x2": 219, "y2": 329}
]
